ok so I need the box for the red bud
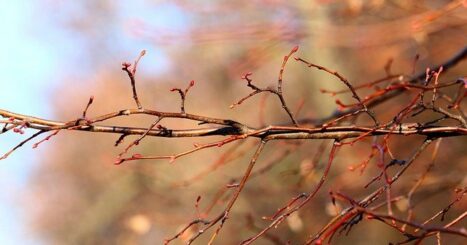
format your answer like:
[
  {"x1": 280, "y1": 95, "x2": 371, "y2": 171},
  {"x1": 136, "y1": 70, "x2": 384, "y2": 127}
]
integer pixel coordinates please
[
  {"x1": 13, "y1": 128, "x2": 23, "y2": 134},
  {"x1": 121, "y1": 62, "x2": 131, "y2": 69},
  {"x1": 291, "y1": 45, "x2": 299, "y2": 53},
  {"x1": 242, "y1": 72, "x2": 252, "y2": 79},
  {"x1": 114, "y1": 158, "x2": 124, "y2": 165}
]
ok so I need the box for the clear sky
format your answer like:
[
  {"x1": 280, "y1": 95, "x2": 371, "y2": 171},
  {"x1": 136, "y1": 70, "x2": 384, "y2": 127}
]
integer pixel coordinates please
[{"x1": 0, "y1": 1, "x2": 187, "y2": 243}]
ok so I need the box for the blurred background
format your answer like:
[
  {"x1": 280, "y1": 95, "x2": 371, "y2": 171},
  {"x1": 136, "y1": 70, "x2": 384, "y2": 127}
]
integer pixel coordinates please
[{"x1": 0, "y1": 0, "x2": 466, "y2": 244}]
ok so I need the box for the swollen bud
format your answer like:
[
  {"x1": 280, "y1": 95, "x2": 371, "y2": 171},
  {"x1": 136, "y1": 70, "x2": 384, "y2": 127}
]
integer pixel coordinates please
[
  {"x1": 121, "y1": 62, "x2": 131, "y2": 70},
  {"x1": 13, "y1": 128, "x2": 24, "y2": 134},
  {"x1": 132, "y1": 153, "x2": 142, "y2": 159},
  {"x1": 114, "y1": 158, "x2": 124, "y2": 165},
  {"x1": 291, "y1": 45, "x2": 299, "y2": 53}
]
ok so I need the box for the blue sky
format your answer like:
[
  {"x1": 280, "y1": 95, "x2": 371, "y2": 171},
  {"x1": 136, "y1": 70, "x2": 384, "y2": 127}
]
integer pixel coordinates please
[
  {"x1": 0, "y1": 2, "x2": 56, "y2": 243},
  {"x1": 0, "y1": 1, "x2": 187, "y2": 243}
]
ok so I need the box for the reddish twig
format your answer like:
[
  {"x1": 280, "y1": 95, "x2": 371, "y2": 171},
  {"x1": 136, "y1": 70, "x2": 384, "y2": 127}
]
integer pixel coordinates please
[
  {"x1": 122, "y1": 50, "x2": 146, "y2": 109},
  {"x1": 81, "y1": 95, "x2": 94, "y2": 119},
  {"x1": 170, "y1": 80, "x2": 195, "y2": 114},
  {"x1": 295, "y1": 57, "x2": 378, "y2": 125}
]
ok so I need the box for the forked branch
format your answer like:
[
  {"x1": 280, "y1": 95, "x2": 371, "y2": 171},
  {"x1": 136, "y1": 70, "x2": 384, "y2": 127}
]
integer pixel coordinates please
[{"x1": 1, "y1": 46, "x2": 466, "y2": 244}]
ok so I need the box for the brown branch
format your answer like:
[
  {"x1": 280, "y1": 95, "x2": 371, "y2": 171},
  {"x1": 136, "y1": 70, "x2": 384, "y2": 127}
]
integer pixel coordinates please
[
  {"x1": 170, "y1": 80, "x2": 195, "y2": 114},
  {"x1": 81, "y1": 95, "x2": 94, "y2": 118},
  {"x1": 164, "y1": 219, "x2": 210, "y2": 245},
  {"x1": 305, "y1": 139, "x2": 434, "y2": 244},
  {"x1": 0, "y1": 130, "x2": 45, "y2": 160},
  {"x1": 231, "y1": 46, "x2": 300, "y2": 126},
  {"x1": 2, "y1": 108, "x2": 465, "y2": 139},
  {"x1": 1, "y1": 45, "x2": 466, "y2": 244},
  {"x1": 295, "y1": 57, "x2": 379, "y2": 125},
  {"x1": 173, "y1": 140, "x2": 267, "y2": 244},
  {"x1": 300, "y1": 45, "x2": 467, "y2": 126},
  {"x1": 276, "y1": 46, "x2": 299, "y2": 126},
  {"x1": 360, "y1": 208, "x2": 467, "y2": 239},
  {"x1": 1, "y1": 106, "x2": 465, "y2": 161},
  {"x1": 122, "y1": 50, "x2": 146, "y2": 109},
  {"x1": 242, "y1": 140, "x2": 340, "y2": 245},
  {"x1": 205, "y1": 140, "x2": 267, "y2": 244},
  {"x1": 403, "y1": 138, "x2": 442, "y2": 231}
]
